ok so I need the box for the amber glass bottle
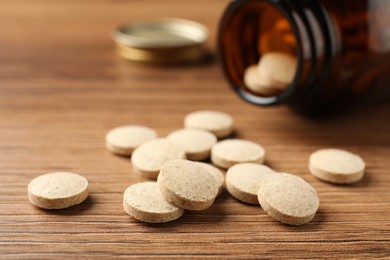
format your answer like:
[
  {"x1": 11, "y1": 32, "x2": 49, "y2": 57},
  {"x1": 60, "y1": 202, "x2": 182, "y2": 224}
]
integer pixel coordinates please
[{"x1": 218, "y1": 0, "x2": 390, "y2": 114}]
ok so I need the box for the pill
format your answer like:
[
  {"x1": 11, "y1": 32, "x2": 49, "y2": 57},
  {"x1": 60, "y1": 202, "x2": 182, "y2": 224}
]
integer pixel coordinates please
[
  {"x1": 257, "y1": 52, "x2": 297, "y2": 85},
  {"x1": 211, "y1": 139, "x2": 265, "y2": 169},
  {"x1": 167, "y1": 128, "x2": 217, "y2": 161},
  {"x1": 309, "y1": 148, "x2": 365, "y2": 184},
  {"x1": 28, "y1": 172, "x2": 89, "y2": 210},
  {"x1": 157, "y1": 159, "x2": 219, "y2": 211},
  {"x1": 195, "y1": 162, "x2": 224, "y2": 196},
  {"x1": 184, "y1": 110, "x2": 234, "y2": 139},
  {"x1": 131, "y1": 138, "x2": 186, "y2": 179},
  {"x1": 244, "y1": 65, "x2": 287, "y2": 96},
  {"x1": 226, "y1": 163, "x2": 275, "y2": 205},
  {"x1": 106, "y1": 125, "x2": 157, "y2": 156},
  {"x1": 258, "y1": 173, "x2": 319, "y2": 226},
  {"x1": 123, "y1": 182, "x2": 184, "y2": 223}
]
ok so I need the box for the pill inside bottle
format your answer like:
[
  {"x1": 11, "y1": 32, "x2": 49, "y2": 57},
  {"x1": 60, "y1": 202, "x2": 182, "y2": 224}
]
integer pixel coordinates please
[
  {"x1": 218, "y1": 0, "x2": 390, "y2": 114},
  {"x1": 245, "y1": 9, "x2": 298, "y2": 97},
  {"x1": 219, "y1": 2, "x2": 298, "y2": 102}
]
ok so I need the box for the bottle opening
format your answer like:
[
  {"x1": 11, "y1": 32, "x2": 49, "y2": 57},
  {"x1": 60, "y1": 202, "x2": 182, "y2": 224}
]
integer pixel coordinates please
[{"x1": 219, "y1": 0, "x2": 300, "y2": 105}]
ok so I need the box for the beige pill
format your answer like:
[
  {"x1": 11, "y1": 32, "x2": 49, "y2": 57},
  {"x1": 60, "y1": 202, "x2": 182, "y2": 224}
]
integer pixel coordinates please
[
  {"x1": 195, "y1": 162, "x2": 224, "y2": 196},
  {"x1": 244, "y1": 65, "x2": 287, "y2": 96},
  {"x1": 167, "y1": 128, "x2": 217, "y2": 161},
  {"x1": 211, "y1": 139, "x2": 265, "y2": 169},
  {"x1": 131, "y1": 138, "x2": 186, "y2": 179},
  {"x1": 226, "y1": 163, "x2": 275, "y2": 205},
  {"x1": 106, "y1": 125, "x2": 157, "y2": 156},
  {"x1": 258, "y1": 52, "x2": 297, "y2": 85},
  {"x1": 258, "y1": 173, "x2": 319, "y2": 226},
  {"x1": 28, "y1": 172, "x2": 89, "y2": 209},
  {"x1": 123, "y1": 182, "x2": 184, "y2": 223},
  {"x1": 184, "y1": 110, "x2": 234, "y2": 139},
  {"x1": 309, "y1": 148, "x2": 365, "y2": 184},
  {"x1": 157, "y1": 159, "x2": 219, "y2": 211}
]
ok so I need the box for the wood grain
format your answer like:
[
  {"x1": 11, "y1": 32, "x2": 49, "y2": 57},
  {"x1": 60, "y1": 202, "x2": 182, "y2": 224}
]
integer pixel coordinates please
[{"x1": 1, "y1": 0, "x2": 390, "y2": 258}]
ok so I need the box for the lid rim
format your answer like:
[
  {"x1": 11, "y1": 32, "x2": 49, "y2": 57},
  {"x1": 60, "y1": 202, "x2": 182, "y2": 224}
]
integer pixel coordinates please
[{"x1": 113, "y1": 18, "x2": 209, "y2": 49}]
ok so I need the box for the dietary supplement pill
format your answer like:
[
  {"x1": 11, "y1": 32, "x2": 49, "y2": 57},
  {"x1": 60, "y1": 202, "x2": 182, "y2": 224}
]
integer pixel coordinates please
[
  {"x1": 211, "y1": 139, "x2": 265, "y2": 169},
  {"x1": 258, "y1": 173, "x2": 319, "y2": 226},
  {"x1": 184, "y1": 110, "x2": 234, "y2": 139},
  {"x1": 28, "y1": 172, "x2": 89, "y2": 209},
  {"x1": 226, "y1": 163, "x2": 275, "y2": 205},
  {"x1": 195, "y1": 162, "x2": 225, "y2": 196},
  {"x1": 157, "y1": 159, "x2": 219, "y2": 211},
  {"x1": 123, "y1": 182, "x2": 184, "y2": 223},
  {"x1": 244, "y1": 64, "x2": 287, "y2": 96},
  {"x1": 309, "y1": 148, "x2": 365, "y2": 184},
  {"x1": 131, "y1": 138, "x2": 186, "y2": 179},
  {"x1": 257, "y1": 52, "x2": 297, "y2": 86},
  {"x1": 106, "y1": 125, "x2": 157, "y2": 156},
  {"x1": 167, "y1": 128, "x2": 217, "y2": 161}
]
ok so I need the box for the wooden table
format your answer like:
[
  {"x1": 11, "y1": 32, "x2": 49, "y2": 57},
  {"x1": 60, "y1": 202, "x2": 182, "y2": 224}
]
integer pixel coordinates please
[{"x1": 1, "y1": 0, "x2": 389, "y2": 258}]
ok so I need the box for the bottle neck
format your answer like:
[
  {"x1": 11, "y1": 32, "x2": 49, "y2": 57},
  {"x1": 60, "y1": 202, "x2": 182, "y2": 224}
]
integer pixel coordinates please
[
  {"x1": 284, "y1": 0, "x2": 334, "y2": 108},
  {"x1": 218, "y1": 0, "x2": 334, "y2": 107}
]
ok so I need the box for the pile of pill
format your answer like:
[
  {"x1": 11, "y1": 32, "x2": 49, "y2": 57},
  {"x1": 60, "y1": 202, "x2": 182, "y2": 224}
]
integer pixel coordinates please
[
  {"x1": 110, "y1": 110, "x2": 366, "y2": 225},
  {"x1": 113, "y1": 110, "x2": 322, "y2": 225},
  {"x1": 244, "y1": 52, "x2": 297, "y2": 96},
  {"x1": 27, "y1": 110, "x2": 366, "y2": 227}
]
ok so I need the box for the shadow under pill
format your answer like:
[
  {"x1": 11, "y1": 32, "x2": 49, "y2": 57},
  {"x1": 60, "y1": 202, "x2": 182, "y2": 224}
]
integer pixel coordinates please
[
  {"x1": 320, "y1": 171, "x2": 372, "y2": 189},
  {"x1": 36, "y1": 196, "x2": 95, "y2": 216},
  {"x1": 273, "y1": 208, "x2": 327, "y2": 231}
]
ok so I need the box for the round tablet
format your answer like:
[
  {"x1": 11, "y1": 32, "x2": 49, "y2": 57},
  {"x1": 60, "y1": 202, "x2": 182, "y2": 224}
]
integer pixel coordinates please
[
  {"x1": 157, "y1": 159, "x2": 219, "y2": 211},
  {"x1": 226, "y1": 163, "x2": 275, "y2": 205},
  {"x1": 258, "y1": 173, "x2": 319, "y2": 226},
  {"x1": 184, "y1": 110, "x2": 234, "y2": 139},
  {"x1": 131, "y1": 138, "x2": 186, "y2": 179},
  {"x1": 258, "y1": 52, "x2": 297, "y2": 85},
  {"x1": 123, "y1": 182, "x2": 184, "y2": 223},
  {"x1": 106, "y1": 125, "x2": 157, "y2": 156},
  {"x1": 195, "y1": 162, "x2": 225, "y2": 196},
  {"x1": 28, "y1": 172, "x2": 89, "y2": 209},
  {"x1": 167, "y1": 128, "x2": 217, "y2": 161},
  {"x1": 309, "y1": 148, "x2": 365, "y2": 184},
  {"x1": 211, "y1": 139, "x2": 265, "y2": 169},
  {"x1": 244, "y1": 65, "x2": 287, "y2": 96}
]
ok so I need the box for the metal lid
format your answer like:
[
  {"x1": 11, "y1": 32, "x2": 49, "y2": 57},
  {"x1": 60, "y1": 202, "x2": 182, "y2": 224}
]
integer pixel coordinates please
[{"x1": 113, "y1": 18, "x2": 209, "y2": 63}]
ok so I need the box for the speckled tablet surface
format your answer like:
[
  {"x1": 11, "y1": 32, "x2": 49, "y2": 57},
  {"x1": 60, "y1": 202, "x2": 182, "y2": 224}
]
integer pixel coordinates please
[
  {"x1": 167, "y1": 128, "x2": 217, "y2": 161},
  {"x1": 157, "y1": 159, "x2": 218, "y2": 211},
  {"x1": 28, "y1": 172, "x2": 89, "y2": 209},
  {"x1": 258, "y1": 173, "x2": 319, "y2": 225},
  {"x1": 195, "y1": 162, "x2": 225, "y2": 196},
  {"x1": 106, "y1": 125, "x2": 157, "y2": 156},
  {"x1": 123, "y1": 182, "x2": 184, "y2": 223},
  {"x1": 226, "y1": 163, "x2": 275, "y2": 205},
  {"x1": 131, "y1": 138, "x2": 186, "y2": 179},
  {"x1": 184, "y1": 110, "x2": 234, "y2": 139}
]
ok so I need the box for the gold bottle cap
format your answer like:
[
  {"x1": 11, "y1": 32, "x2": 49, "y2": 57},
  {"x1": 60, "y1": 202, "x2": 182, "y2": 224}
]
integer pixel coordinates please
[{"x1": 113, "y1": 18, "x2": 209, "y2": 64}]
